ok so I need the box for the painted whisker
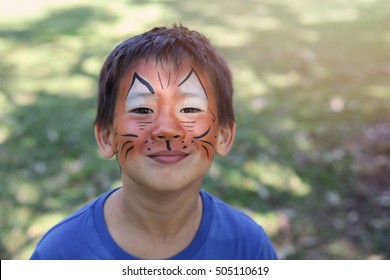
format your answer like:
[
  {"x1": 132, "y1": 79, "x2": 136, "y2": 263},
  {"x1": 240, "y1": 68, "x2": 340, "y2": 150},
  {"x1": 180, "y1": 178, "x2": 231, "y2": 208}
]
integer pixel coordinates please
[
  {"x1": 201, "y1": 145, "x2": 210, "y2": 159},
  {"x1": 121, "y1": 141, "x2": 134, "y2": 153},
  {"x1": 125, "y1": 146, "x2": 134, "y2": 159},
  {"x1": 200, "y1": 140, "x2": 214, "y2": 147},
  {"x1": 194, "y1": 127, "x2": 210, "y2": 139}
]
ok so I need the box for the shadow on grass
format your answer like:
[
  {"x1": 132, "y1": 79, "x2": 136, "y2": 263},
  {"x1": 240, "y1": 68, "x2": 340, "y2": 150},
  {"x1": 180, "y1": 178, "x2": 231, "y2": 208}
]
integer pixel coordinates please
[
  {"x1": 0, "y1": 92, "x2": 120, "y2": 258},
  {"x1": 0, "y1": 6, "x2": 116, "y2": 44},
  {"x1": 1, "y1": 0, "x2": 389, "y2": 259}
]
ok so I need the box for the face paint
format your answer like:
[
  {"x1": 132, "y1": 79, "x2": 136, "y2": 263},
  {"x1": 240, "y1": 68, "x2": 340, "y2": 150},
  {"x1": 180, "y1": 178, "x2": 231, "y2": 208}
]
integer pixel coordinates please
[
  {"x1": 125, "y1": 73, "x2": 155, "y2": 113},
  {"x1": 113, "y1": 59, "x2": 219, "y2": 167}
]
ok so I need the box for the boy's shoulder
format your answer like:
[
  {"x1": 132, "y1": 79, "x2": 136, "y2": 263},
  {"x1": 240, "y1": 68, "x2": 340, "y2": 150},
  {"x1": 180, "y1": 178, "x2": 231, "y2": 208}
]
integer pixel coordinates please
[
  {"x1": 200, "y1": 190, "x2": 278, "y2": 259},
  {"x1": 30, "y1": 189, "x2": 115, "y2": 259},
  {"x1": 203, "y1": 190, "x2": 261, "y2": 230}
]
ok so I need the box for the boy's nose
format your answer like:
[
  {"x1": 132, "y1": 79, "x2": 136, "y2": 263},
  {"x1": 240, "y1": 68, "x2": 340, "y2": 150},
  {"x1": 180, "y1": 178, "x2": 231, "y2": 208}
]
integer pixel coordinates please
[{"x1": 151, "y1": 115, "x2": 186, "y2": 143}]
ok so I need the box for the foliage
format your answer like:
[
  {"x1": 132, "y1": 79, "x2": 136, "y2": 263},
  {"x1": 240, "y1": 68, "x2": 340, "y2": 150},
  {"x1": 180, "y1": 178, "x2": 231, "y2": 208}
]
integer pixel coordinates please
[{"x1": 1, "y1": 0, "x2": 389, "y2": 259}]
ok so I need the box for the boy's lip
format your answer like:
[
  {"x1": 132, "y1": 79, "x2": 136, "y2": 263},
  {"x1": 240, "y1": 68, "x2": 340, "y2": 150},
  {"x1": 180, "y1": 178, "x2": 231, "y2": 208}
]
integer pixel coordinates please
[{"x1": 148, "y1": 150, "x2": 189, "y2": 164}]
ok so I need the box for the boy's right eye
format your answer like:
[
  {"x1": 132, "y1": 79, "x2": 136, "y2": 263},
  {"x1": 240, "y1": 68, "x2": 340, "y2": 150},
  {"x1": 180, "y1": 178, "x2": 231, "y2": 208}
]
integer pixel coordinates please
[{"x1": 131, "y1": 108, "x2": 154, "y2": 114}]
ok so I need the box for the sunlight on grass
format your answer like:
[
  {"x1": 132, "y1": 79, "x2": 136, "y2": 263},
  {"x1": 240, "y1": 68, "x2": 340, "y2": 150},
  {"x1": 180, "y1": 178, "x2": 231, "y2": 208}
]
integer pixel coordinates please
[
  {"x1": 284, "y1": 0, "x2": 363, "y2": 25},
  {"x1": 299, "y1": 7, "x2": 359, "y2": 25},
  {"x1": 2, "y1": 0, "x2": 389, "y2": 260},
  {"x1": 0, "y1": 0, "x2": 49, "y2": 21},
  {"x1": 385, "y1": 31, "x2": 390, "y2": 43},
  {"x1": 15, "y1": 183, "x2": 41, "y2": 205},
  {"x1": 82, "y1": 56, "x2": 102, "y2": 76},
  {"x1": 27, "y1": 213, "x2": 68, "y2": 239},
  {"x1": 328, "y1": 239, "x2": 360, "y2": 258},
  {"x1": 0, "y1": 125, "x2": 10, "y2": 144},
  {"x1": 365, "y1": 85, "x2": 390, "y2": 99},
  {"x1": 251, "y1": 212, "x2": 280, "y2": 236},
  {"x1": 263, "y1": 71, "x2": 301, "y2": 89},
  {"x1": 244, "y1": 161, "x2": 311, "y2": 196},
  {"x1": 0, "y1": 92, "x2": 12, "y2": 115},
  {"x1": 229, "y1": 14, "x2": 281, "y2": 31},
  {"x1": 203, "y1": 25, "x2": 251, "y2": 48},
  {"x1": 112, "y1": 3, "x2": 170, "y2": 35},
  {"x1": 296, "y1": 29, "x2": 321, "y2": 43},
  {"x1": 0, "y1": 0, "x2": 99, "y2": 23},
  {"x1": 233, "y1": 66, "x2": 269, "y2": 97},
  {"x1": 20, "y1": 212, "x2": 69, "y2": 258},
  {"x1": 43, "y1": 75, "x2": 96, "y2": 98}
]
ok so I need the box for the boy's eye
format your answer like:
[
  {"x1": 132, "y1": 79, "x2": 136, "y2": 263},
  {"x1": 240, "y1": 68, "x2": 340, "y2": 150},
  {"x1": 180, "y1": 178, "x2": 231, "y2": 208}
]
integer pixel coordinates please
[
  {"x1": 180, "y1": 107, "x2": 202, "y2": 113},
  {"x1": 131, "y1": 108, "x2": 154, "y2": 114}
]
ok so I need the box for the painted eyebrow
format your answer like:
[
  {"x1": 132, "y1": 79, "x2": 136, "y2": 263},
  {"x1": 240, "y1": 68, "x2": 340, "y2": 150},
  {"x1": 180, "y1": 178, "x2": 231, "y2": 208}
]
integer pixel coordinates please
[
  {"x1": 126, "y1": 72, "x2": 155, "y2": 99},
  {"x1": 178, "y1": 68, "x2": 208, "y2": 100}
]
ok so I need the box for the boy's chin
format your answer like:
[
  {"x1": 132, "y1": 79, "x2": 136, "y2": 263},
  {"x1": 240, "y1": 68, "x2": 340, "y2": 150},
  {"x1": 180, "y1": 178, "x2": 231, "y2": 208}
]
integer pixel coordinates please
[
  {"x1": 122, "y1": 171, "x2": 206, "y2": 195},
  {"x1": 146, "y1": 175, "x2": 203, "y2": 193}
]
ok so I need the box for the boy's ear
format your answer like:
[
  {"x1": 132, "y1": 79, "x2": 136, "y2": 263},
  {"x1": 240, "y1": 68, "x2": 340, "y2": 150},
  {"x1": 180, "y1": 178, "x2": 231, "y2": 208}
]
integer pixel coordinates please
[
  {"x1": 95, "y1": 124, "x2": 115, "y2": 158},
  {"x1": 215, "y1": 122, "x2": 236, "y2": 157}
]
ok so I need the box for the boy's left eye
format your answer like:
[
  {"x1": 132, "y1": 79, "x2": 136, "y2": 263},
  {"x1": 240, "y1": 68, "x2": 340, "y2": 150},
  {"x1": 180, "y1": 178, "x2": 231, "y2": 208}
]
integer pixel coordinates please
[
  {"x1": 131, "y1": 108, "x2": 154, "y2": 114},
  {"x1": 180, "y1": 108, "x2": 202, "y2": 113}
]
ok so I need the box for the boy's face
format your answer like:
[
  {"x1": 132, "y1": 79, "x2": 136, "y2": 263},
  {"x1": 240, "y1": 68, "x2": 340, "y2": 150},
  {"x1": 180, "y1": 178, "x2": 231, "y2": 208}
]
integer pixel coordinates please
[{"x1": 98, "y1": 58, "x2": 234, "y2": 192}]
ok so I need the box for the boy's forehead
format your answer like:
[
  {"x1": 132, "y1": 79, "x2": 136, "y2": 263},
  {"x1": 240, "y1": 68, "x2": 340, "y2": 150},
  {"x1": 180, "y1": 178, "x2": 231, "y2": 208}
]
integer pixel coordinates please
[
  {"x1": 127, "y1": 58, "x2": 203, "y2": 77},
  {"x1": 119, "y1": 58, "x2": 217, "y2": 102}
]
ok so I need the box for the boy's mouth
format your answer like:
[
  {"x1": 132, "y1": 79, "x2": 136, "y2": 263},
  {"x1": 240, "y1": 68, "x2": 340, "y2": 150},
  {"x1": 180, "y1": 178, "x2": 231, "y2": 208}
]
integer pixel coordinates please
[{"x1": 148, "y1": 150, "x2": 189, "y2": 164}]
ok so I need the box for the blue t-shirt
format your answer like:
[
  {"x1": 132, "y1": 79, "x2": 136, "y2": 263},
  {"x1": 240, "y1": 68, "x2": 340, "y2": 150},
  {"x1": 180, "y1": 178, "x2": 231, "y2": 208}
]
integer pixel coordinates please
[{"x1": 30, "y1": 188, "x2": 278, "y2": 260}]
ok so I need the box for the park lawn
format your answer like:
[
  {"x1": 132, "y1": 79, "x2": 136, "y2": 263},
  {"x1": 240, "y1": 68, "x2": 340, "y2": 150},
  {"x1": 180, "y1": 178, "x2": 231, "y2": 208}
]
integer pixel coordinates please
[{"x1": 0, "y1": 0, "x2": 389, "y2": 259}]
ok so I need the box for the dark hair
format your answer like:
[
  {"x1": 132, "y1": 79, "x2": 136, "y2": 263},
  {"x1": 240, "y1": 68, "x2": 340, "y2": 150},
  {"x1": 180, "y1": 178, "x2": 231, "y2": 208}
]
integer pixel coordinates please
[{"x1": 95, "y1": 24, "x2": 234, "y2": 129}]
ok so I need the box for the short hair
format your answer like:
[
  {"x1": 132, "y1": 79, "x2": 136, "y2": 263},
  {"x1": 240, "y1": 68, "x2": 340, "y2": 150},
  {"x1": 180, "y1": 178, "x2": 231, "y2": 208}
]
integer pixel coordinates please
[{"x1": 95, "y1": 24, "x2": 234, "y2": 129}]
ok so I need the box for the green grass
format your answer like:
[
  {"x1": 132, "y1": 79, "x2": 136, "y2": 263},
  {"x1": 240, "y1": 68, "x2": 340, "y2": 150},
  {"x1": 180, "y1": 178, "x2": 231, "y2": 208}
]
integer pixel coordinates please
[{"x1": 1, "y1": 0, "x2": 389, "y2": 259}]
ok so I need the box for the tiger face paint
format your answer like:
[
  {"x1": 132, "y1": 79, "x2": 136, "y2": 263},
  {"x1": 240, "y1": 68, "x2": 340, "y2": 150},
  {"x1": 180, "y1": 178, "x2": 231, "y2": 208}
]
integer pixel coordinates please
[{"x1": 111, "y1": 58, "x2": 220, "y2": 191}]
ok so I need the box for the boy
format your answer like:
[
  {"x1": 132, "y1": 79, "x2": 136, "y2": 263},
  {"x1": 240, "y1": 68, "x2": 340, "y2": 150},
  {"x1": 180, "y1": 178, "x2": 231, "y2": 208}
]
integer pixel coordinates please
[{"x1": 30, "y1": 25, "x2": 278, "y2": 260}]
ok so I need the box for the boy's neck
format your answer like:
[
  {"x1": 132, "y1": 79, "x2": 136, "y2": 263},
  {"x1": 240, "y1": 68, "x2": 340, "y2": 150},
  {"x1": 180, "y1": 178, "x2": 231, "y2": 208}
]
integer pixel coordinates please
[
  {"x1": 121, "y1": 184, "x2": 202, "y2": 235},
  {"x1": 103, "y1": 183, "x2": 203, "y2": 259}
]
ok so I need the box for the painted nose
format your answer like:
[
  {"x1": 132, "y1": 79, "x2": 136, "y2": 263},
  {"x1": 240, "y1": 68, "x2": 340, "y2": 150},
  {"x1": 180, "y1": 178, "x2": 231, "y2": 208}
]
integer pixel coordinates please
[{"x1": 151, "y1": 114, "x2": 186, "y2": 144}]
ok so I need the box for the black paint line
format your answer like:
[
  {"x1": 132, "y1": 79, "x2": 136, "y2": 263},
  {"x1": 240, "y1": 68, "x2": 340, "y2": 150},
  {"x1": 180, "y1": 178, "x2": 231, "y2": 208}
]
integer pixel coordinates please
[
  {"x1": 159, "y1": 56, "x2": 165, "y2": 70},
  {"x1": 173, "y1": 69, "x2": 180, "y2": 85},
  {"x1": 121, "y1": 134, "x2": 139, "y2": 138},
  {"x1": 178, "y1": 69, "x2": 194, "y2": 87},
  {"x1": 158, "y1": 71, "x2": 164, "y2": 90},
  {"x1": 193, "y1": 127, "x2": 210, "y2": 139},
  {"x1": 126, "y1": 72, "x2": 155, "y2": 99},
  {"x1": 125, "y1": 146, "x2": 134, "y2": 159},
  {"x1": 121, "y1": 140, "x2": 134, "y2": 152},
  {"x1": 166, "y1": 140, "x2": 171, "y2": 151},
  {"x1": 178, "y1": 68, "x2": 208, "y2": 100},
  {"x1": 209, "y1": 108, "x2": 217, "y2": 121},
  {"x1": 200, "y1": 140, "x2": 214, "y2": 147},
  {"x1": 201, "y1": 145, "x2": 209, "y2": 159},
  {"x1": 192, "y1": 68, "x2": 208, "y2": 100}
]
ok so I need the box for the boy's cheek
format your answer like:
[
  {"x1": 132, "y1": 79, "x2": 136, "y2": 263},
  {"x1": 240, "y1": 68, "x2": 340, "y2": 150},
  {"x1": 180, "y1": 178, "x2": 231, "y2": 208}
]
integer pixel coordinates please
[
  {"x1": 113, "y1": 113, "x2": 218, "y2": 160},
  {"x1": 112, "y1": 120, "x2": 145, "y2": 160}
]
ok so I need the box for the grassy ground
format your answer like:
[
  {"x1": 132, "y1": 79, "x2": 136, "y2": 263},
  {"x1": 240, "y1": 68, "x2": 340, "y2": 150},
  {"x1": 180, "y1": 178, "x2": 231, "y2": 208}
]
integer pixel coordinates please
[{"x1": 1, "y1": 0, "x2": 389, "y2": 259}]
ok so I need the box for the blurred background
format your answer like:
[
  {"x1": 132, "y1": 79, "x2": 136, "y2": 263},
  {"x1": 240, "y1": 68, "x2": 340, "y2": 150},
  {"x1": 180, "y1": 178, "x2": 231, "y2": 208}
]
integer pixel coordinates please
[{"x1": 0, "y1": 0, "x2": 389, "y2": 259}]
